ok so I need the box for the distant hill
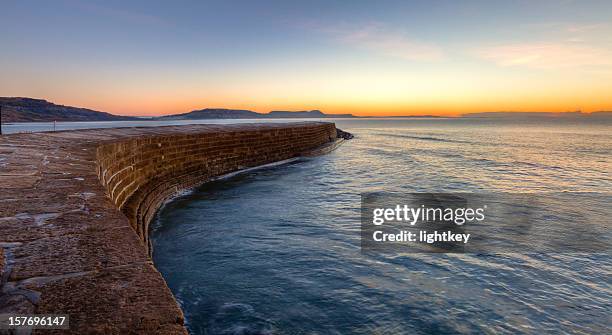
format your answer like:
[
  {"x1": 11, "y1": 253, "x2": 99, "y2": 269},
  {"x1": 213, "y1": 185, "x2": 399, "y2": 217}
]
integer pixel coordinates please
[
  {"x1": 266, "y1": 110, "x2": 354, "y2": 118},
  {"x1": 590, "y1": 111, "x2": 612, "y2": 118},
  {"x1": 159, "y1": 108, "x2": 261, "y2": 120},
  {"x1": 0, "y1": 97, "x2": 136, "y2": 122},
  {"x1": 0, "y1": 99, "x2": 356, "y2": 122},
  {"x1": 461, "y1": 111, "x2": 611, "y2": 118},
  {"x1": 160, "y1": 108, "x2": 356, "y2": 120}
]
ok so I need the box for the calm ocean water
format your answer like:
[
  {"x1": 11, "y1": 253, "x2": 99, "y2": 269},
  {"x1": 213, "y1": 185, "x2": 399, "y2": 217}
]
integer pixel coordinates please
[
  {"x1": 89, "y1": 118, "x2": 612, "y2": 334},
  {"x1": 150, "y1": 118, "x2": 611, "y2": 334}
]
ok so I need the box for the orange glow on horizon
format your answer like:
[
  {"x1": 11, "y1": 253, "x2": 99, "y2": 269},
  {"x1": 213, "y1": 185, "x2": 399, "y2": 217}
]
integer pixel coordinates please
[
  {"x1": 50, "y1": 98, "x2": 612, "y2": 118},
  {"x1": 32, "y1": 66, "x2": 610, "y2": 117}
]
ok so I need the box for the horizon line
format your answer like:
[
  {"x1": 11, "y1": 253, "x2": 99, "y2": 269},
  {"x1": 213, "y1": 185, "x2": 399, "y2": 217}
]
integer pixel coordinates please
[{"x1": 2, "y1": 96, "x2": 610, "y2": 118}]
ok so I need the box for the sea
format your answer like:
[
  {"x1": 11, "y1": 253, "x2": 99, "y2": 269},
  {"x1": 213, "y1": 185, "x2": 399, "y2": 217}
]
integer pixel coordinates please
[{"x1": 6, "y1": 118, "x2": 611, "y2": 334}]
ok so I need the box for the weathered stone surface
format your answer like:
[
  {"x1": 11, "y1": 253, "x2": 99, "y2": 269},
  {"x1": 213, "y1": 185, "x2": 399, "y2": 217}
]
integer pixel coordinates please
[
  {"x1": 0, "y1": 122, "x2": 344, "y2": 334},
  {"x1": 0, "y1": 248, "x2": 4, "y2": 281}
]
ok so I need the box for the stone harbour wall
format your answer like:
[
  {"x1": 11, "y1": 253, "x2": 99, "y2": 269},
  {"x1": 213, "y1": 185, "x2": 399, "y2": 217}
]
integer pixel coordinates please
[
  {"x1": 96, "y1": 122, "x2": 338, "y2": 253},
  {"x1": 0, "y1": 122, "x2": 345, "y2": 334}
]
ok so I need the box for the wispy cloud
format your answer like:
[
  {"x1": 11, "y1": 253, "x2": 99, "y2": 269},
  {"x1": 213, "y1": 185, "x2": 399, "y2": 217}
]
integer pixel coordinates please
[
  {"x1": 316, "y1": 23, "x2": 444, "y2": 62},
  {"x1": 70, "y1": 0, "x2": 171, "y2": 28},
  {"x1": 521, "y1": 21, "x2": 608, "y2": 34},
  {"x1": 565, "y1": 23, "x2": 605, "y2": 33},
  {"x1": 476, "y1": 43, "x2": 612, "y2": 69}
]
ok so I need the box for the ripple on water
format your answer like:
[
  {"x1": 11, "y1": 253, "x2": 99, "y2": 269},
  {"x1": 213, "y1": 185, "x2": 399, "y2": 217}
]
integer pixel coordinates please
[{"x1": 152, "y1": 120, "x2": 611, "y2": 334}]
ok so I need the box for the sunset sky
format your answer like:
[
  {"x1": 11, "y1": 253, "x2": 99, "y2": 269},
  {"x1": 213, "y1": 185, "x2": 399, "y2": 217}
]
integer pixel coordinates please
[{"x1": 1, "y1": 0, "x2": 611, "y2": 116}]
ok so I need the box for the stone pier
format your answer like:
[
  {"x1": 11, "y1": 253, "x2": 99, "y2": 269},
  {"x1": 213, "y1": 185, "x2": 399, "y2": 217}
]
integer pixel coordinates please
[{"x1": 0, "y1": 122, "x2": 346, "y2": 334}]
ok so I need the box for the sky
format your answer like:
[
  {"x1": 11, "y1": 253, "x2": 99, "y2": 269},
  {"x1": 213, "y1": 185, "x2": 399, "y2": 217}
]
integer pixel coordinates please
[{"x1": 1, "y1": 0, "x2": 611, "y2": 116}]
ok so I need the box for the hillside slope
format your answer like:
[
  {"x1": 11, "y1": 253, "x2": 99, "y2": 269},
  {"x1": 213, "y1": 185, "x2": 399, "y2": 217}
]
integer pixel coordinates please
[
  {"x1": 160, "y1": 108, "x2": 356, "y2": 119},
  {"x1": 0, "y1": 97, "x2": 136, "y2": 122},
  {"x1": 159, "y1": 108, "x2": 261, "y2": 120}
]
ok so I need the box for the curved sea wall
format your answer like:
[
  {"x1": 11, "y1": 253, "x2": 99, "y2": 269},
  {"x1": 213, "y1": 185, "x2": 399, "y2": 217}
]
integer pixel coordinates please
[
  {"x1": 96, "y1": 122, "x2": 339, "y2": 253},
  {"x1": 0, "y1": 122, "x2": 345, "y2": 334}
]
